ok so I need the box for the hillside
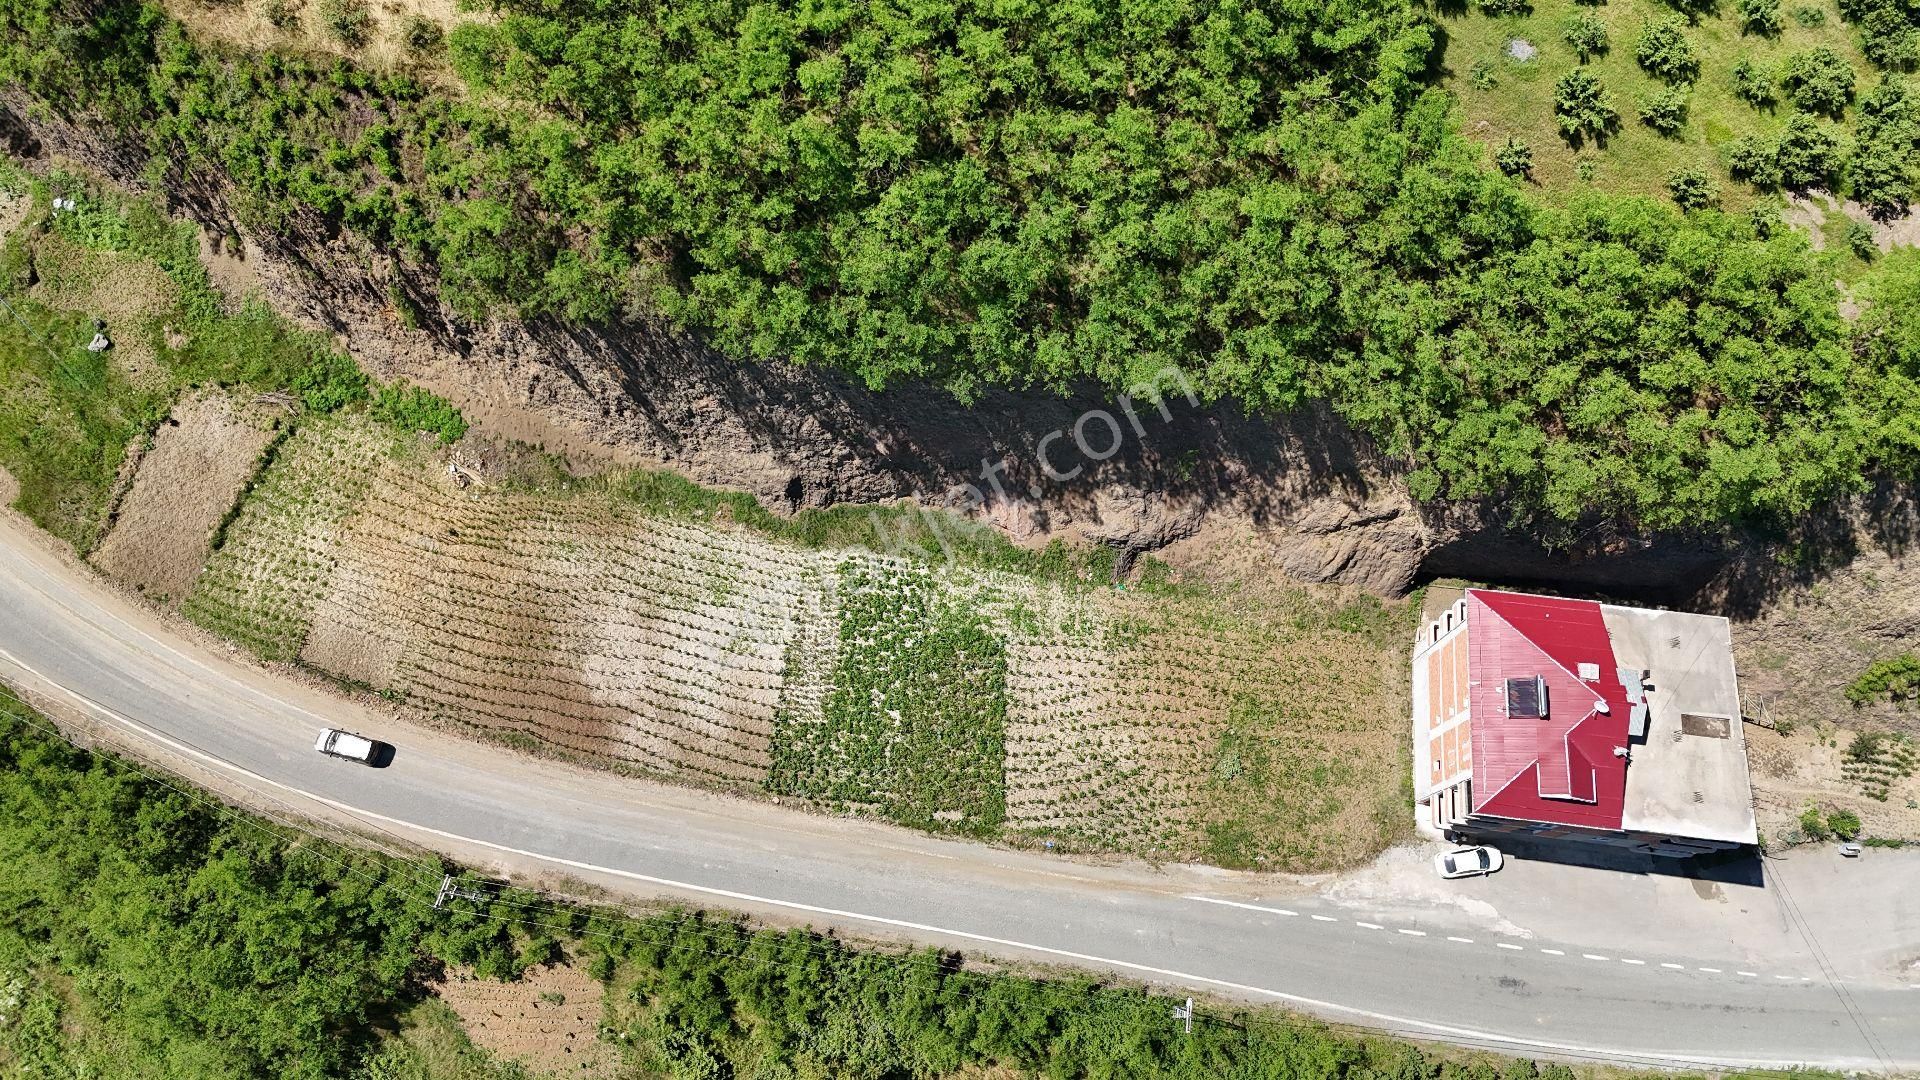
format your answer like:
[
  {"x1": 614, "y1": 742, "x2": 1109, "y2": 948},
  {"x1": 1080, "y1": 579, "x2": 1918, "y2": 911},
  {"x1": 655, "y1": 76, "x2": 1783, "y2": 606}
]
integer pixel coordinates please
[
  {"x1": 7, "y1": 0, "x2": 1920, "y2": 539},
  {"x1": 0, "y1": 167, "x2": 1417, "y2": 869}
]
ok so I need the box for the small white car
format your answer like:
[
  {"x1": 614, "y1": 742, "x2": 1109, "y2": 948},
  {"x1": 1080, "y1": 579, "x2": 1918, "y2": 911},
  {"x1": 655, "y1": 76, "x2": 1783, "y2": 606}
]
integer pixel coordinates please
[
  {"x1": 314, "y1": 727, "x2": 381, "y2": 764},
  {"x1": 1434, "y1": 845, "x2": 1503, "y2": 879}
]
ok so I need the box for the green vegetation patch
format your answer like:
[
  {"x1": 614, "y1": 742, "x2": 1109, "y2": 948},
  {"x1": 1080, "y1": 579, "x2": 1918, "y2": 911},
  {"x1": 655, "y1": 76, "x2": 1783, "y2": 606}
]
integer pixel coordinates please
[
  {"x1": 7, "y1": 0, "x2": 1919, "y2": 532},
  {"x1": 0, "y1": 172, "x2": 376, "y2": 550},
  {"x1": 768, "y1": 563, "x2": 1009, "y2": 836},
  {"x1": 1439, "y1": 0, "x2": 1877, "y2": 204},
  {"x1": 1202, "y1": 695, "x2": 1394, "y2": 870},
  {"x1": 1840, "y1": 728, "x2": 1918, "y2": 800},
  {"x1": 0, "y1": 684, "x2": 579, "y2": 1080},
  {"x1": 0, "y1": 292, "x2": 162, "y2": 550},
  {"x1": 1845, "y1": 651, "x2": 1920, "y2": 704},
  {"x1": 0, "y1": 678, "x2": 1631, "y2": 1080}
]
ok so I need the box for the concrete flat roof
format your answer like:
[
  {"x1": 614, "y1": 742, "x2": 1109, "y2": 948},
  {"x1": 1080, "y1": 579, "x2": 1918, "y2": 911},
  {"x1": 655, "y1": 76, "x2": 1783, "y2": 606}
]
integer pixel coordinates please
[{"x1": 1602, "y1": 604, "x2": 1758, "y2": 845}]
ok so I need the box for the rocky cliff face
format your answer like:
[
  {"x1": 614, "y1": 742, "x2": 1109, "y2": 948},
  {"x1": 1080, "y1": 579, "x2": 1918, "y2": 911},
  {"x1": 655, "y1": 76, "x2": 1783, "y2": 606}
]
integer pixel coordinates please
[{"x1": 6, "y1": 99, "x2": 1741, "y2": 600}]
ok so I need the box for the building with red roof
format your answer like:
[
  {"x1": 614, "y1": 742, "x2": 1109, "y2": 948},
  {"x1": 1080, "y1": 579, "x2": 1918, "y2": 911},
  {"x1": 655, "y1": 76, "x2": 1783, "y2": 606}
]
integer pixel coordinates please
[{"x1": 1414, "y1": 588, "x2": 1757, "y2": 858}]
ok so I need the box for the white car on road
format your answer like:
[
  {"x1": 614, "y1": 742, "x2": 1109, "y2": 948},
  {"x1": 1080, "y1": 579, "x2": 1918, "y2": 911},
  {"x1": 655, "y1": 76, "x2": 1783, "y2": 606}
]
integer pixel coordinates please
[
  {"x1": 314, "y1": 727, "x2": 383, "y2": 764},
  {"x1": 1434, "y1": 845, "x2": 1503, "y2": 879}
]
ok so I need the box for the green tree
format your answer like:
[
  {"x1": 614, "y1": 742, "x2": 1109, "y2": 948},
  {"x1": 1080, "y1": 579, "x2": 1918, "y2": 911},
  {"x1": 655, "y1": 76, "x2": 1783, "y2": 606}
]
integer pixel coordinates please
[
  {"x1": 1667, "y1": 166, "x2": 1720, "y2": 208},
  {"x1": 1636, "y1": 16, "x2": 1700, "y2": 82},
  {"x1": 1555, "y1": 69, "x2": 1620, "y2": 139},
  {"x1": 1639, "y1": 85, "x2": 1691, "y2": 132},
  {"x1": 1729, "y1": 133, "x2": 1784, "y2": 186},
  {"x1": 1496, "y1": 136, "x2": 1535, "y2": 177},
  {"x1": 1732, "y1": 54, "x2": 1777, "y2": 105},
  {"x1": 1782, "y1": 46, "x2": 1858, "y2": 115},
  {"x1": 1776, "y1": 111, "x2": 1845, "y2": 186},
  {"x1": 1849, "y1": 79, "x2": 1920, "y2": 216},
  {"x1": 1739, "y1": 0, "x2": 1785, "y2": 35},
  {"x1": 1564, "y1": 12, "x2": 1610, "y2": 58}
]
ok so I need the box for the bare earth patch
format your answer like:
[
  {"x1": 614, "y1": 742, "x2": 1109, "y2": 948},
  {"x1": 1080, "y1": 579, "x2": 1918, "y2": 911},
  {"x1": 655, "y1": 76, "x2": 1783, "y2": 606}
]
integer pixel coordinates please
[
  {"x1": 1747, "y1": 724, "x2": 1920, "y2": 843},
  {"x1": 431, "y1": 959, "x2": 615, "y2": 1078},
  {"x1": 90, "y1": 391, "x2": 277, "y2": 604}
]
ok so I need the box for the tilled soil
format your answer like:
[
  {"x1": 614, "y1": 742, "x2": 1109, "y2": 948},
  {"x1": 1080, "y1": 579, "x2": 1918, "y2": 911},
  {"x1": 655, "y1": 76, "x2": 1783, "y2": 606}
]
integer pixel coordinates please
[{"x1": 90, "y1": 390, "x2": 276, "y2": 603}]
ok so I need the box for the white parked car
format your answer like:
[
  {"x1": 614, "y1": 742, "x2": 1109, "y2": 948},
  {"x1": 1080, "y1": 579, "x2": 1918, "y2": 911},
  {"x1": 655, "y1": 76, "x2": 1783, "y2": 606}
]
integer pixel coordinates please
[
  {"x1": 314, "y1": 727, "x2": 382, "y2": 764},
  {"x1": 1434, "y1": 845, "x2": 1503, "y2": 879}
]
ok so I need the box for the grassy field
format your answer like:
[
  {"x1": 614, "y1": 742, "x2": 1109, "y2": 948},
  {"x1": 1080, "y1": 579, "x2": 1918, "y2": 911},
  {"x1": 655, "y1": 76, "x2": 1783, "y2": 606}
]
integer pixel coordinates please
[
  {"x1": 1439, "y1": 0, "x2": 1873, "y2": 205},
  {"x1": 0, "y1": 166, "x2": 371, "y2": 552}
]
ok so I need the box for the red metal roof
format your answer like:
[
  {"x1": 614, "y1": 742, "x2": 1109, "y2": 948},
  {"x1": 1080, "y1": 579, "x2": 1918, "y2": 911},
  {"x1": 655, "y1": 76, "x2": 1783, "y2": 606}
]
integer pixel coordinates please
[{"x1": 1466, "y1": 590, "x2": 1629, "y2": 831}]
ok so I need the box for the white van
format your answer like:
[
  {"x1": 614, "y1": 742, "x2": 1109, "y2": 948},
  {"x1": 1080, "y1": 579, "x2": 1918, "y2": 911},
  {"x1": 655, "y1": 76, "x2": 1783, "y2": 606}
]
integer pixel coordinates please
[{"x1": 314, "y1": 728, "x2": 380, "y2": 764}]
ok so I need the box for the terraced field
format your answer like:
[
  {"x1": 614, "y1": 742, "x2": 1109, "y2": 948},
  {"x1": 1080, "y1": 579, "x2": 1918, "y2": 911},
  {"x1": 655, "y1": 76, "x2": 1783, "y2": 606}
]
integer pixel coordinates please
[{"x1": 183, "y1": 415, "x2": 1412, "y2": 866}]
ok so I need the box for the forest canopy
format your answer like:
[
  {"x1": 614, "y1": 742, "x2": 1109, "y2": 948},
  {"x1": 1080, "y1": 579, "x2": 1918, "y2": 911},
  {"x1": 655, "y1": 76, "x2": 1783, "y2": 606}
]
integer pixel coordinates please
[{"x1": 0, "y1": 0, "x2": 1915, "y2": 530}]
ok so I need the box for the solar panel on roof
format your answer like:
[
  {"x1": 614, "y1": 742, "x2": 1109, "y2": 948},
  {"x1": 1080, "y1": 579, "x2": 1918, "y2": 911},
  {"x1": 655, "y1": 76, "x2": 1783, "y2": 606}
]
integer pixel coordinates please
[{"x1": 1505, "y1": 675, "x2": 1548, "y2": 719}]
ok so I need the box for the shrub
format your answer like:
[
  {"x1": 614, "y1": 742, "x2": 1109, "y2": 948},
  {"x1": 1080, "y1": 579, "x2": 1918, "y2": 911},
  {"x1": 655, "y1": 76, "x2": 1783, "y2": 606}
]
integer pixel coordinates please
[
  {"x1": 1775, "y1": 111, "x2": 1845, "y2": 186},
  {"x1": 1793, "y1": 3, "x2": 1826, "y2": 24},
  {"x1": 1495, "y1": 137, "x2": 1534, "y2": 176},
  {"x1": 1827, "y1": 807, "x2": 1863, "y2": 839},
  {"x1": 1477, "y1": 0, "x2": 1533, "y2": 15},
  {"x1": 1782, "y1": 46, "x2": 1857, "y2": 115},
  {"x1": 1470, "y1": 59, "x2": 1500, "y2": 89},
  {"x1": 1849, "y1": 218, "x2": 1880, "y2": 257},
  {"x1": 259, "y1": 0, "x2": 298, "y2": 28},
  {"x1": 1555, "y1": 68, "x2": 1619, "y2": 139},
  {"x1": 1799, "y1": 804, "x2": 1831, "y2": 840},
  {"x1": 371, "y1": 381, "x2": 468, "y2": 443},
  {"x1": 1668, "y1": 166, "x2": 1720, "y2": 208},
  {"x1": 1636, "y1": 16, "x2": 1701, "y2": 82},
  {"x1": 401, "y1": 15, "x2": 442, "y2": 53},
  {"x1": 1732, "y1": 55, "x2": 1777, "y2": 104},
  {"x1": 1565, "y1": 12, "x2": 1610, "y2": 58},
  {"x1": 289, "y1": 351, "x2": 369, "y2": 412},
  {"x1": 1850, "y1": 139, "x2": 1914, "y2": 215},
  {"x1": 1640, "y1": 85, "x2": 1691, "y2": 132},
  {"x1": 1856, "y1": 4, "x2": 1920, "y2": 69},
  {"x1": 1738, "y1": 0, "x2": 1785, "y2": 34},
  {"x1": 1729, "y1": 134, "x2": 1784, "y2": 186},
  {"x1": 316, "y1": 0, "x2": 369, "y2": 47},
  {"x1": 1847, "y1": 652, "x2": 1920, "y2": 703}
]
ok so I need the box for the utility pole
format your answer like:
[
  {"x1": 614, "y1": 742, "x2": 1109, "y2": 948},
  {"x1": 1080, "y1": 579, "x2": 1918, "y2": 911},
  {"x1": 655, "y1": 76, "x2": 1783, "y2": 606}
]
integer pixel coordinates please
[
  {"x1": 433, "y1": 874, "x2": 491, "y2": 910},
  {"x1": 1171, "y1": 997, "x2": 1193, "y2": 1035}
]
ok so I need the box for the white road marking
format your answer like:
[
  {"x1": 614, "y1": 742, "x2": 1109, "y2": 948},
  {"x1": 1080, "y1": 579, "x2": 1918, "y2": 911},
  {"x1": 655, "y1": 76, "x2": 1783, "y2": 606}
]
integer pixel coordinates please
[
  {"x1": 1698, "y1": 968, "x2": 1721, "y2": 973},
  {"x1": 1620, "y1": 959, "x2": 1646, "y2": 966},
  {"x1": 1739, "y1": 971, "x2": 1760, "y2": 978},
  {"x1": 8, "y1": 645, "x2": 1759, "y2": 1065},
  {"x1": 0, "y1": 641, "x2": 1894, "y2": 1072},
  {"x1": 1311, "y1": 914, "x2": 1338, "y2": 922},
  {"x1": 1583, "y1": 954, "x2": 1610, "y2": 962},
  {"x1": 1183, "y1": 896, "x2": 1297, "y2": 918},
  {"x1": 1540, "y1": 949, "x2": 1565, "y2": 956},
  {"x1": 1357, "y1": 922, "x2": 1385, "y2": 930},
  {"x1": 1775, "y1": 975, "x2": 1796, "y2": 981},
  {"x1": 1398, "y1": 929, "x2": 1426, "y2": 937},
  {"x1": 1448, "y1": 937, "x2": 1475, "y2": 944},
  {"x1": 1497, "y1": 943, "x2": 1524, "y2": 951},
  {"x1": 1661, "y1": 964, "x2": 1685, "y2": 970}
]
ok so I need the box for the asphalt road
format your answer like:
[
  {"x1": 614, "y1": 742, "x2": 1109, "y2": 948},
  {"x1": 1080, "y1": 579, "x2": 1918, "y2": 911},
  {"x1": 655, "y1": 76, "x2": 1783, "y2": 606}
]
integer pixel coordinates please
[{"x1": 1, "y1": 518, "x2": 1916, "y2": 1072}]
